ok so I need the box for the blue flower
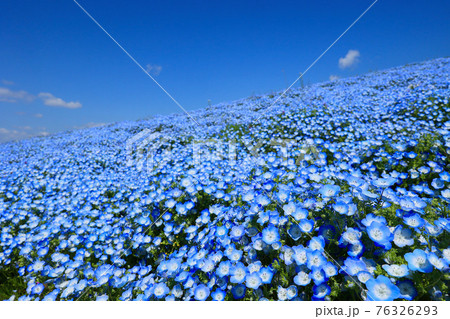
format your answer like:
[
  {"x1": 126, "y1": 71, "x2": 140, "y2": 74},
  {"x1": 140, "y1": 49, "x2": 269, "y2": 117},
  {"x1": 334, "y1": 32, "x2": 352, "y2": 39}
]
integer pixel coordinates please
[
  {"x1": 229, "y1": 225, "x2": 245, "y2": 241},
  {"x1": 153, "y1": 283, "x2": 169, "y2": 299},
  {"x1": 294, "y1": 271, "x2": 311, "y2": 286},
  {"x1": 342, "y1": 258, "x2": 367, "y2": 276},
  {"x1": 366, "y1": 275, "x2": 400, "y2": 301},
  {"x1": 319, "y1": 185, "x2": 340, "y2": 198},
  {"x1": 194, "y1": 284, "x2": 210, "y2": 301},
  {"x1": 287, "y1": 224, "x2": 302, "y2": 240},
  {"x1": 404, "y1": 249, "x2": 433, "y2": 273},
  {"x1": 31, "y1": 283, "x2": 44, "y2": 295},
  {"x1": 372, "y1": 177, "x2": 397, "y2": 188},
  {"x1": 306, "y1": 250, "x2": 327, "y2": 269},
  {"x1": 211, "y1": 289, "x2": 226, "y2": 301},
  {"x1": 308, "y1": 236, "x2": 325, "y2": 251},
  {"x1": 397, "y1": 280, "x2": 417, "y2": 300},
  {"x1": 393, "y1": 226, "x2": 414, "y2": 247},
  {"x1": 286, "y1": 285, "x2": 298, "y2": 300},
  {"x1": 310, "y1": 267, "x2": 326, "y2": 285},
  {"x1": 258, "y1": 267, "x2": 274, "y2": 284},
  {"x1": 245, "y1": 272, "x2": 262, "y2": 289},
  {"x1": 298, "y1": 219, "x2": 314, "y2": 233},
  {"x1": 382, "y1": 264, "x2": 409, "y2": 277},
  {"x1": 230, "y1": 262, "x2": 247, "y2": 284},
  {"x1": 403, "y1": 213, "x2": 424, "y2": 228},
  {"x1": 231, "y1": 284, "x2": 246, "y2": 300},
  {"x1": 261, "y1": 224, "x2": 280, "y2": 245},
  {"x1": 312, "y1": 283, "x2": 331, "y2": 299},
  {"x1": 367, "y1": 221, "x2": 393, "y2": 250}
]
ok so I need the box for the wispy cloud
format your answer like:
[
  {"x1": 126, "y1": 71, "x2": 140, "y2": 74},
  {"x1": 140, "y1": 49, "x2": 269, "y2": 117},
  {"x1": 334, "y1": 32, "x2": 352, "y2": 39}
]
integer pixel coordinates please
[
  {"x1": 16, "y1": 111, "x2": 44, "y2": 118},
  {"x1": 145, "y1": 64, "x2": 162, "y2": 76},
  {"x1": 0, "y1": 87, "x2": 35, "y2": 103},
  {"x1": 74, "y1": 122, "x2": 106, "y2": 130},
  {"x1": 0, "y1": 127, "x2": 48, "y2": 143},
  {"x1": 1, "y1": 79, "x2": 14, "y2": 86},
  {"x1": 339, "y1": 50, "x2": 360, "y2": 69},
  {"x1": 38, "y1": 93, "x2": 82, "y2": 109},
  {"x1": 329, "y1": 75, "x2": 340, "y2": 81}
]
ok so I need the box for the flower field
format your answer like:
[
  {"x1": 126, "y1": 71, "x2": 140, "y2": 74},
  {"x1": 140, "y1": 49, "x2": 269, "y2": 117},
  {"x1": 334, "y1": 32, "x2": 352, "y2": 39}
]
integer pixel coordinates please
[{"x1": 1, "y1": 57, "x2": 449, "y2": 301}]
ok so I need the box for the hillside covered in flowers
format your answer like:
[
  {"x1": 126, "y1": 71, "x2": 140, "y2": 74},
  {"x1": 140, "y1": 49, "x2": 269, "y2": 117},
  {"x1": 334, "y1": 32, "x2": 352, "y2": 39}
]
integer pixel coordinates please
[{"x1": 0, "y1": 57, "x2": 449, "y2": 301}]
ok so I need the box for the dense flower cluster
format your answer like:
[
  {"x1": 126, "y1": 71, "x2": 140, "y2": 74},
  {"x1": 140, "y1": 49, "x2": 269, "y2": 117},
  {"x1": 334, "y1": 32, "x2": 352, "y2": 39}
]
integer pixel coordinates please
[{"x1": 0, "y1": 58, "x2": 449, "y2": 301}]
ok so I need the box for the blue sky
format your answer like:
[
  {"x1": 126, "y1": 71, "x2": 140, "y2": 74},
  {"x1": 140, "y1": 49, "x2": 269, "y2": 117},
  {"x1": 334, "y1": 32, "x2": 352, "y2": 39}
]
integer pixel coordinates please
[{"x1": 1, "y1": 0, "x2": 449, "y2": 143}]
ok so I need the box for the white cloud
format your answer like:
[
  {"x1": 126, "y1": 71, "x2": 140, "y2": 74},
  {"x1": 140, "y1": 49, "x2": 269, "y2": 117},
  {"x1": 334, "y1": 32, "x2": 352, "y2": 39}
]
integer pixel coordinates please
[
  {"x1": 74, "y1": 122, "x2": 107, "y2": 130},
  {"x1": 38, "y1": 92, "x2": 82, "y2": 109},
  {"x1": 339, "y1": 50, "x2": 360, "y2": 69},
  {"x1": 0, "y1": 87, "x2": 35, "y2": 103},
  {"x1": 329, "y1": 75, "x2": 340, "y2": 81},
  {"x1": 145, "y1": 64, "x2": 162, "y2": 76},
  {"x1": 34, "y1": 113, "x2": 43, "y2": 118},
  {"x1": 0, "y1": 126, "x2": 50, "y2": 143},
  {"x1": 2, "y1": 79, "x2": 15, "y2": 86},
  {"x1": 0, "y1": 127, "x2": 32, "y2": 143}
]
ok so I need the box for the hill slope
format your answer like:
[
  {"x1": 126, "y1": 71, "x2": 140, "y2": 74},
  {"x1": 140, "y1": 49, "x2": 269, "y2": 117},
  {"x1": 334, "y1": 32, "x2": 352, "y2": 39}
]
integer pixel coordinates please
[{"x1": 0, "y1": 58, "x2": 449, "y2": 301}]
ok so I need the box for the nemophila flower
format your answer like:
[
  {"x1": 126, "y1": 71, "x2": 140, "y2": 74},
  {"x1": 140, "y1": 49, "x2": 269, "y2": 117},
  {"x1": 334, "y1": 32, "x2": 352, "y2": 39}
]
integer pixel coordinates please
[
  {"x1": 333, "y1": 201, "x2": 348, "y2": 215},
  {"x1": 318, "y1": 224, "x2": 336, "y2": 242},
  {"x1": 245, "y1": 272, "x2": 262, "y2": 289},
  {"x1": 307, "y1": 250, "x2": 327, "y2": 269},
  {"x1": 211, "y1": 289, "x2": 226, "y2": 301},
  {"x1": 287, "y1": 224, "x2": 302, "y2": 240},
  {"x1": 319, "y1": 185, "x2": 340, "y2": 198},
  {"x1": 323, "y1": 262, "x2": 338, "y2": 278},
  {"x1": 231, "y1": 284, "x2": 246, "y2": 300},
  {"x1": 230, "y1": 262, "x2": 247, "y2": 284},
  {"x1": 312, "y1": 283, "x2": 331, "y2": 300},
  {"x1": 194, "y1": 284, "x2": 210, "y2": 301},
  {"x1": 361, "y1": 189, "x2": 378, "y2": 201},
  {"x1": 361, "y1": 213, "x2": 386, "y2": 227},
  {"x1": 308, "y1": 236, "x2": 325, "y2": 251},
  {"x1": 367, "y1": 221, "x2": 393, "y2": 249},
  {"x1": 292, "y1": 208, "x2": 308, "y2": 221},
  {"x1": 393, "y1": 225, "x2": 414, "y2": 247},
  {"x1": 340, "y1": 228, "x2": 362, "y2": 246},
  {"x1": 382, "y1": 264, "x2": 409, "y2": 277},
  {"x1": 357, "y1": 271, "x2": 372, "y2": 284},
  {"x1": 310, "y1": 267, "x2": 326, "y2": 285},
  {"x1": 442, "y1": 248, "x2": 450, "y2": 263},
  {"x1": 294, "y1": 271, "x2": 311, "y2": 286},
  {"x1": 343, "y1": 258, "x2": 368, "y2": 276},
  {"x1": 399, "y1": 198, "x2": 416, "y2": 212},
  {"x1": 427, "y1": 252, "x2": 449, "y2": 270},
  {"x1": 299, "y1": 219, "x2": 314, "y2": 233},
  {"x1": 96, "y1": 294, "x2": 109, "y2": 301},
  {"x1": 277, "y1": 286, "x2": 288, "y2": 301},
  {"x1": 258, "y1": 267, "x2": 274, "y2": 284},
  {"x1": 397, "y1": 280, "x2": 417, "y2": 300},
  {"x1": 283, "y1": 247, "x2": 295, "y2": 265},
  {"x1": 424, "y1": 221, "x2": 443, "y2": 237},
  {"x1": 283, "y1": 202, "x2": 296, "y2": 216},
  {"x1": 153, "y1": 283, "x2": 170, "y2": 299},
  {"x1": 229, "y1": 225, "x2": 245, "y2": 241},
  {"x1": 372, "y1": 177, "x2": 397, "y2": 188},
  {"x1": 31, "y1": 283, "x2": 44, "y2": 295},
  {"x1": 286, "y1": 285, "x2": 298, "y2": 300},
  {"x1": 405, "y1": 249, "x2": 433, "y2": 273},
  {"x1": 261, "y1": 224, "x2": 280, "y2": 245},
  {"x1": 431, "y1": 178, "x2": 445, "y2": 189},
  {"x1": 403, "y1": 213, "x2": 424, "y2": 228},
  {"x1": 366, "y1": 275, "x2": 401, "y2": 301},
  {"x1": 228, "y1": 249, "x2": 243, "y2": 262},
  {"x1": 37, "y1": 247, "x2": 49, "y2": 257}
]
